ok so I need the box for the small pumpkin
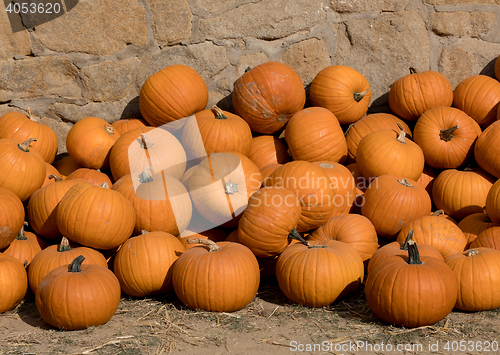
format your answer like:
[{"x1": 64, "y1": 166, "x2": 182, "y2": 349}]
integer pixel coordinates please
[
  {"x1": 111, "y1": 118, "x2": 147, "y2": 135},
  {"x1": 415, "y1": 164, "x2": 438, "y2": 197},
  {"x1": 486, "y1": 178, "x2": 500, "y2": 224},
  {"x1": 66, "y1": 168, "x2": 113, "y2": 187},
  {"x1": 475, "y1": 120, "x2": 500, "y2": 178},
  {"x1": 469, "y1": 226, "x2": 500, "y2": 250},
  {"x1": 0, "y1": 253, "x2": 28, "y2": 313},
  {"x1": 42, "y1": 163, "x2": 62, "y2": 187},
  {"x1": 458, "y1": 210, "x2": 495, "y2": 248},
  {"x1": 1, "y1": 223, "x2": 48, "y2": 267},
  {"x1": 177, "y1": 227, "x2": 228, "y2": 250},
  {"x1": 0, "y1": 187, "x2": 25, "y2": 249},
  {"x1": 248, "y1": 135, "x2": 290, "y2": 170},
  {"x1": 53, "y1": 154, "x2": 82, "y2": 176}
]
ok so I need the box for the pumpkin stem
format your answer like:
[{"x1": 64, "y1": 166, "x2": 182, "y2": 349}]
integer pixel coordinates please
[
  {"x1": 137, "y1": 133, "x2": 154, "y2": 149},
  {"x1": 308, "y1": 244, "x2": 327, "y2": 249},
  {"x1": 187, "y1": 237, "x2": 222, "y2": 252},
  {"x1": 28, "y1": 107, "x2": 39, "y2": 122},
  {"x1": 409, "y1": 67, "x2": 418, "y2": 74},
  {"x1": 397, "y1": 178, "x2": 414, "y2": 188},
  {"x1": 68, "y1": 255, "x2": 85, "y2": 273},
  {"x1": 439, "y1": 125, "x2": 459, "y2": 142},
  {"x1": 211, "y1": 106, "x2": 227, "y2": 120},
  {"x1": 245, "y1": 67, "x2": 252, "y2": 72},
  {"x1": 396, "y1": 123, "x2": 406, "y2": 144},
  {"x1": 99, "y1": 182, "x2": 110, "y2": 189},
  {"x1": 432, "y1": 210, "x2": 445, "y2": 216},
  {"x1": 277, "y1": 114, "x2": 287, "y2": 122},
  {"x1": 288, "y1": 228, "x2": 309, "y2": 246},
  {"x1": 16, "y1": 223, "x2": 28, "y2": 241},
  {"x1": 353, "y1": 88, "x2": 371, "y2": 102},
  {"x1": 18, "y1": 138, "x2": 37, "y2": 152},
  {"x1": 224, "y1": 180, "x2": 238, "y2": 195},
  {"x1": 57, "y1": 237, "x2": 73, "y2": 252},
  {"x1": 48, "y1": 174, "x2": 63, "y2": 182},
  {"x1": 406, "y1": 240, "x2": 422, "y2": 265},
  {"x1": 466, "y1": 249, "x2": 480, "y2": 257},
  {"x1": 141, "y1": 230, "x2": 148, "y2": 235},
  {"x1": 104, "y1": 124, "x2": 115, "y2": 135},
  {"x1": 401, "y1": 230, "x2": 414, "y2": 251},
  {"x1": 138, "y1": 167, "x2": 154, "y2": 183}
]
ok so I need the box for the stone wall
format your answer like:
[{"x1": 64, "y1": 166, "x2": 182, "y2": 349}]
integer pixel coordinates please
[{"x1": 1, "y1": 0, "x2": 499, "y2": 152}]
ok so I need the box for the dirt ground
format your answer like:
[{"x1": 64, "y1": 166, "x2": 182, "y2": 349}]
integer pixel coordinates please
[{"x1": 1, "y1": 280, "x2": 500, "y2": 355}]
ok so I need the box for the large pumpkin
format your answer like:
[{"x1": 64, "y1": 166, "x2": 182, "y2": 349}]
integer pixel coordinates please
[
  {"x1": 285, "y1": 107, "x2": 347, "y2": 163},
  {"x1": 309, "y1": 65, "x2": 371, "y2": 125},
  {"x1": 247, "y1": 135, "x2": 290, "y2": 170},
  {"x1": 0, "y1": 253, "x2": 28, "y2": 313},
  {"x1": 486, "y1": 173, "x2": 500, "y2": 224},
  {"x1": 41, "y1": 163, "x2": 62, "y2": 187},
  {"x1": 232, "y1": 61, "x2": 305, "y2": 134},
  {"x1": 475, "y1": 120, "x2": 500, "y2": 178},
  {"x1": 470, "y1": 226, "x2": 500, "y2": 250},
  {"x1": 139, "y1": 64, "x2": 208, "y2": 127},
  {"x1": 0, "y1": 187, "x2": 25, "y2": 249}
]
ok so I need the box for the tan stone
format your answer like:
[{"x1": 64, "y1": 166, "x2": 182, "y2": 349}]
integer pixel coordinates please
[
  {"x1": 49, "y1": 99, "x2": 139, "y2": 124},
  {"x1": 425, "y1": 0, "x2": 499, "y2": 4},
  {"x1": 235, "y1": 52, "x2": 269, "y2": 79},
  {"x1": 34, "y1": 0, "x2": 147, "y2": 56},
  {"x1": 0, "y1": 10, "x2": 31, "y2": 60},
  {"x1": 329, "y1": 0, "x2": 411, "y2": 13},
  {"x1": 148, "y1": 0, "x2": 192, "y2": 46},
  {"x1": 81, "y1": 58, "x2": 138, "y2": 102},
  {"x1": 0, "y1": 56, "x2": 81, "y2": 101},
  {"x1": 194, "y1": 0, "x2": 238, "y2": 14},
  {"x1": 431, "y1": 11, "x2": 497, "y2": 37},
  {"x1": 281, "y1": 38, "x2": 331, "y2": 86}
]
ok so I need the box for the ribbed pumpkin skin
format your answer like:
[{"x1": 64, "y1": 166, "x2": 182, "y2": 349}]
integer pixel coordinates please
[
  {"x1": 232, "y1": 61, "x2": 305, "y2": 134},
  {"x1": 28, "y1": 238, "x2": 108, "y2": 295},
  {"x1": 396, "y1": 216, "x2": 467, "y2": 259},
  {"x1": 178, "y1": 227, "x2": 228, "y2": 250},
  {"x1": 66, "y1": 168, "x2": 113, "y2": 187},
  {"x1": 56, "y1": 183, "x2": 136, "y2": 250},
  {"x1": 388, "y1": 70, "x2": 453, "y2": 121},
  {"x1": 475, "y1": 120, "x2": 500, "y2": 178},
  {"x1": 458, "y1": 212, "x2": 495, "y2": 248},
  {"x1": 415, "y1": 164, "x2": 437, "y2": 197},
  {"x1": 413, "y1": 106, "x2": 479, "y2": 169},
  {"x1": 111, "y1": 118, "x2": 147, "y2": 135},
  {"x1": 27, "y1": 179, "x2": 90, "y2": 240},
  {"x1": 113, "y1": 231, "x2": 185, "y2": 297},
  {"x1": 486, "y1": 178, "x2": 500, "y2": 224},
  {"x1": 265, "y1": 161, "x2": 336, "y2": 232},
  {"x1": 432, "y1": 168, "x2": 495, "y2": 220},
  {"x1": 1, "y1": 229, "x2": 47, "y2": 267},
  {"x1": 237, "y1": 187, "x2": 301, "y2": 258},
  {"x1": 445, "y1": 248, "x2": 500, "y2": 312},
  {"x1": 53, "y1": 155, "x2": 82, "y2": 176},
  {"x1": 0, "y1": 253, "x2": 27, "y2": 313},
  {"x1": 139, "y1": 64, "x2": 208, "y2": 127},
  {"x1": 361, "y1": 176, "x2": 432, "y2": 239},
  {"x1": 453, "y1": 75, "x2": 500, "y2": 127},
  {"x1": 35, "y1": 262, "x2": 121, "y2": 330},
  {"x1": 345, "y1": 113, "x2": 412, "y2": 162},
  {"x1": 0, "y1": 138, "x2": 46, "y2": 201},
  {"x1": 42, "y1": 163, "x2": 62, "y2": 187},
  {"x1": 248, "y1": 136, "x2": 290, "y2": 170},
  {"x1": 356, "y1": 129, "x2": 425, "y2": 181},
  {"x1": 276, "y1": 240, "x2": 364, "y2": 307},
  {"x1": 0, "y1": 187, "x2": 25, "y2": 249},
  {"x1": 172, "y1": 241, "x2": 260, "y2": 312},
  {"x1": 365, "y1": 252, "x2": 457, "y2": 328},
  {"x1": 285, "y1": 107, "x2": 347, "y2": 163},
  {"x1": 470, "y1": 226, "x2": 500, "y2": 250},
  {"x1": 309, "y1": 65, "x2": 371, "y2": 125},
  {"x1": 308, "y1": 214, "x2": 378, "y2": 262},
  {"x1": 0, "y1": 111, "x2": 58, "y2": 163}
]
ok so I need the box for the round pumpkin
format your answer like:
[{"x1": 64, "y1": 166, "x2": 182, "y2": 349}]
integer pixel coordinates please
[
  {"x1": 470, "y1": 226, "x2": 500, "y2": 250},
  {"x1": 53, "y1": 155, "x2": 82, "y2": 176},
  {"x1": 276, "y1": 239, "x2": 364, "y2": 307},
  {"x1": 486, "y1": 178, "x2": 500, "y2": 224},
  {"x1": 0, "y1": 187, "x2": 25, "y2": 249},
  {"x1": 41, "y1": 163, "x2": 62, "y2": 187},
  {"x1": 111, "y1": 118, "x2": 147, "y2": 135},
  {"x1": 260, "y1": 163, "x2": 282, "y2": 185},
  {"x1": 172, "y1": 239, "x2": 260, "y2": 312},
  {"x1": 232, "y1": 61, "x2": 305, "y2": 134},
  {"x1": 1, "y1": 224, "x2": 47, "y2": 267},
  {"x1": 415, "y1": 164, "x2": 438, "y2": 197},
  {"x1": 66, "y1": 168, "x2": 113, "y2": 187},
  {"x1": 177, "y1": 226, "x2": 227, "y2": 250},
  {"x1": 0, "y1": 253, "x2": 28, "y2": 313},
  {"x1": 309, "y1": 65, "x2": 371, "y2": 125},
  {"x1": 248, "y1": 135, "x2": 290, "y2": 170},
  {"x1": 346, "y1": 162, "x2": 370, "y2": 193},
  {"x1": 35, "y1": 255, "x2": 121, "y2": 330},
  {"x1": 475, "y1": 120, "x2": 500, "y2": 178},
  {"x1": 388, "y1": 69, "x2": 453, "y2": 121},
  {"x1": 139, "y1": 64, "x2": 208, "y2": 127},
  {"x1": 458, "y1": 211, "x2": 495, "y2": 248}
]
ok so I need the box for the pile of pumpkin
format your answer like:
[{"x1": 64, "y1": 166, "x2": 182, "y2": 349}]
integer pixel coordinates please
[{"x1": 1, "y1": 56, "x2": 500, "y2": 331}]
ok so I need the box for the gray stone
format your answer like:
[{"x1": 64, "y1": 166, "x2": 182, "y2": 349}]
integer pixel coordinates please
[
  {"x1": 148, "y1": 0, "x2": 192, "y2": 46},
  {"x1": 34, "y1": 0, "x2": 147, "y2": 56},
  {"x1": 438, "y1": 38, "x2": 500, "y2": 88},
  {"x1": 0, "y1": 56, "x2": 82, "y2": 101},
  {"x1": 0, "y1": 11, "x2": 31, "y2": 60},
  {"x1": 281, "y1": 38, "x2": 331, "y2": 86},
  {"x1": 329, "y1": 0, "x2": 411, "y2": 13},
  {"x1": 81, "y1": 58, "x2": 138, "y2": 102},
  {"x1": 425, "y1": 0, "x2": 499, "y2": 4},
  {"x1": 431, "y1": 11, "x2": 497, "y2": 37},
  {"x1": 234, "y1": 52, "x2": 269, "y2": 79},
  {"x1": 197, "y1": 0, "x2": 327, "y2": 40},
  {"x1": 38, "y1": 117, "x2": 73, "y2": 154},
  {"x1": 0, "y1": 104, "x2": 26, "y2": 116}
]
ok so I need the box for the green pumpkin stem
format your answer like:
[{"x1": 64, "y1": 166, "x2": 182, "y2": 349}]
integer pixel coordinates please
[
  {"x1": 18, "y1": 138, "x2": 37, "y2": 152},
  {"x1": 407, "y1": 240, "x2": 422, "y2": 265},
  {"x1": 353, "y1": 88, "x2": 370, "y2": 102},
  {"x1": 439, "y1": 125, "x2": 459, "y2": 142},
  {"x1": 245, "y1": 67, "x2": 252, "y2": 72},
  {"x1": 409, "y1": 67, "x2": 418, "y2": 74},
  {"x1": 288, "y1": 228, "x2": 309, "y2": 246},
  {"x1": 16, "y1": 223, "x2": 28, "y2": 241},
  {"x1": 138, "y1": 167, "x2": 154, "y2": 183},
  {"x1": 57, "y1": 237, "x2": 73, "y2": 252},
  {"x1": 211, "y1": 106, "x2": 227, "y2": 120},
  {"x1": 187, "y1": 237, "x2": 222, "y2": 252},
  {"x1": 401, "y1": 230, "x2": 414, "y2": 251},
  {"x1": 68, "y1": 255, "x2": 85, "y2": 273}
]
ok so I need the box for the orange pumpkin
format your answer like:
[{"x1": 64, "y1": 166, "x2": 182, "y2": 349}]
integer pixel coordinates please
[
  {"x1": 458, "y1": 211, "x2": 495, "y2": 248},
  {"x1": 470, "y1": 226, "x2": 500, "y2": 250},
  {"x1": 1, "y1": 224, "x2": 47, "y2": 267},
  {"x1": 111, "y1": 118, "x2": 147, "y2": 135},
  {"x1": 0, "y1": 187, "x2": 25, "y2": 249},
  {"x1": 260, "y1": 163, "x2": 282, "y2": 185},
  {"x1": 248, "y1": 135, "x2": 290, "y2": 170},
  {"x1": 475, "y1": 120, "x2": 500, "y2": 178},
  {"x1": 486, "y1": 179, "x2": 500, "y2": 224},
  {"x1": 495, "y1": 55, "x2": 500, "y2": 81},
  {"x1": 42, "y1": 163, "x2": 62, "y2": 187},
  {"x1": 53, "y1": 155, "x2": 82, "y2": 176},
  {"x1": 177, "y1": 227, "x2": 227, "y2": 250},
  {"x1": 66, "y1": 168, "x2": 113, "y2": 187},
  {"x1": 0, "y1": 253, "x2": 27, "y2": 313},
  {"x1": 415, "y1": 164, "x2": 438, "y2": 197}
]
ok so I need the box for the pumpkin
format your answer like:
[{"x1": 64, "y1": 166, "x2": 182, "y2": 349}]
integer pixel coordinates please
[
  {"x1": 365, "y1": 241, "x2": 457, "y2": 328},
  {"x1": 458, "y1": 211, "x2": 495, "y2": 248},
  {"x1": 356, "y1": 125, "x2": 425, "y2": 181},
  {"x1": 0, "y1": 253, "x2": 28, "y2": 313},
  {"x1": 172, "y1": 238, "x2": 260, "y2": 312},
  {"x1": 361, "y1": 175, "x2": 432, "y2": 239},
  {"x1": 113, "y1": 231, "x2": 185, "y2": 297},
  {"x1": 111, "y1": 168, "x2": 192, "y2": 236},
  {"x1": 346, "y1": 163, "x2": 370, "y2": 193},
  {"x1": 345, "y1": 113, "x2": 412, "y2": 162},
  {"x1": 232, "y1": 61, "x2": 305, "y2": 134},
  {"x1": 1, "y1": 223, "x2": 48, "y2": 267},
  {"x1": 181, "y1": 106, "x2": 253, "y2": 160},
  {"x1": 35, "y1": 255, "x2": 121, "y2": 330},
  {"x1": 28, "y1": 236, "x2": 108, "y2": 295},
  {"x1": 109, "y1": 126, "x2": 186, "y2": 182},
  {"x1": 42, "y1": 163, "x2": 62, "y2": 187},
  {"x1": 27, "y1": 176, "x2": 89, "y2": 240},
  {"x1": 309, "y1": 65, "x2": 371, "y2": 125},
  {"x1": 432, "y1": 167, "x2": 495, "y2": 220},
  {"x1": 453, "y1": 75, "x2": 500, "y2": 127},
  {"x1": 445, "y1": 248, "x2": 500, "y2": 312},
  {"x1": 56, "y1": 182, "x2": 136, "y2": 250},
  {"x1": 0, "y1": 108, "x2": 58, "y2": 163},
  {"x1": 308, "y1": 213, "x2": 378, "y2": 263},
  {"x1": 264, "y1": 161, "x2": 336, "y2": 232},
  {"x1": 496, "y1": 55, "x2": 500, "y2": 81},
  {"x1": 66, "y1": 168, "x2": 113, "y2": 187},
  {"x1": 0, "y1": 138, "x2": 46, "y2": 201},
  {"x1": 139, "y1": 64, "x2": 208, "y2": 127},
  {"x1": 470, "y1": 226, "x2": 500, "y2": 250},
  {"x1": 367, "y1": 230, "x2": 444, "y2": 274},
  {"x1": 248, "y1": 135, "x2": 290, "y2": 170},
  {"x1": 276, "y1": 239, "x2": 364, "y2": 307},
  {"x1": 177, "y1": 227, "x2": 227, "y2": 250},
  {"x1": 53, "y1": 155, "x2": 82, "y2": 176},
  {"x1": 260, "y1": 163, "x2": 282, "y2": 185},
  {"x1": 413, "y1": 106, "x2": 479, "y2": 169},
  {"x1": 415, "y1": 164, "x2": 438, "y2": 197},
  {"x1": 237, "y1": 186, "x2": 302, "y2": 258},
  {"x1": 388, "y1": 69, "x2": 453, "y2": 121},
  {"x1": 0, "y1": 187, "x2": 25, "y2": 249},
  {"x1": 475, "y1": 120, "x2": 500, "y2": 178},
  {"x1": 396, "y1": 214, "x2": 467, "y2": 259},
  {"x1": 111, "y1": 118, "x2": 147, "y2": 135},
  {"x1": 486, "y1": 177, "x2": 500, "y2": 224}
]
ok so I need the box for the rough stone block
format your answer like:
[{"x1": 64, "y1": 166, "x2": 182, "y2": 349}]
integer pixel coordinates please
[{"x1": 431, "y1": 11, "x2": 497, "y2": 37}]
